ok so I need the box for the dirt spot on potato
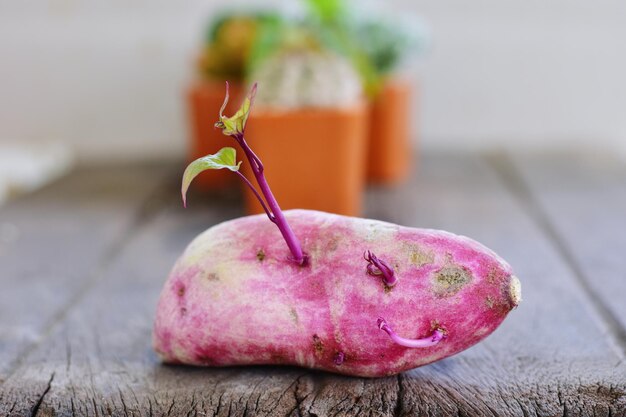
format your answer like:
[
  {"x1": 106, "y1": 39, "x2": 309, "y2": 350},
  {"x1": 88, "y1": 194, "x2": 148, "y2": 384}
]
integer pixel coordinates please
[
  {"x1": 180, "y1": 307, "x2": 188, "y2": 316},
  {"x1": 289, "y1": 308, "x2": 299, "y2": 324},
  {"x1": 312, "y1": 334, "x2": 324, "y2": 357},
  {"x1": 326, "y1": 235, "x2": 340, "y2": 252},
  {"x1": 409, "y1": 249, "x2": 434, "y2": 267},
  {"x1": 208, "y1": 272, "x2": 220, "y2": 281},
  {"x1": 177, "y1": 285, "x2": 185, "y2": 297},
  {"x1": 270, "y1": 353, "x2": 288, "y2": 363},
  {"x1": 485, "y1": 296, "x2": 495, "y2": 309},
  {"x1": 196, "y1": 355, "x2": 214, "y2": 365},
  {"x1": 432, "y1": 266, "x2": 472, "y2": 297},
  {"x1": 256, "y1": 249, "x2": 265, "y2": 261}
]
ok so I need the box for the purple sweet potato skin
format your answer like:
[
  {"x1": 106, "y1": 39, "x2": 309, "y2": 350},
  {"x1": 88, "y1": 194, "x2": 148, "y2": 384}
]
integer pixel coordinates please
[{"x1": 153, "y1": 210, "x2": 519, "y2": 377}]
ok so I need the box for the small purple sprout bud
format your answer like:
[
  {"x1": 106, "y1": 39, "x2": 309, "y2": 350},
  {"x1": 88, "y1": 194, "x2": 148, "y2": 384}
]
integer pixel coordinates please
[
  {"x1": 364, "y1": 251, "x2": 397, "y2": 287},
  {"x1": 334, "y1": 351, "x2": 345, "y2": 365},
  {"x1": 377, "y1": 317, "x2": 445, "y2": 348}
]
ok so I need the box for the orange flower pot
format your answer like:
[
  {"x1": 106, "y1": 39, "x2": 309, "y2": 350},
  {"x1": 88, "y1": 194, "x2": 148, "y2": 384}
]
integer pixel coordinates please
[
  {"x1": 241, "y1": 103, "x2": 368, "y2": 216},
  {"x1": 187, "y1": 80, "x2": 244, "y2": 189},
  {"x1": 367, "y1": 78, "x2": 413, "y2": 184}
]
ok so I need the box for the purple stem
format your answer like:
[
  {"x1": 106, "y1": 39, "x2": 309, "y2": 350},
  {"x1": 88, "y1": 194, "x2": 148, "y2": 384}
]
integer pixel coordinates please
[
  {"x1": 377, "y1": 318, "x2": 445, "y2": 348},
  {"x1": 364, "y1": 251, "x2": 397, "y2": 286},
  {"x1": 234, "y1": 133, "x2": 307, "y2": 266},
  {"x1": 235, "y1": 171, "x2": 275, "y2": 222}
]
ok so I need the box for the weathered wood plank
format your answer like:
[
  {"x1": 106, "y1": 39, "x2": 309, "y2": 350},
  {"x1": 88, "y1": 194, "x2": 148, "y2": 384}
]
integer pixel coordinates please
[
  {"x1": 0, "y1": 154, "x2": 625, "y2": 416},
  {"x1": 502, "y1": 152, "x2": 626, "y2": 355},
  {"x1": 0, "y1": 164, "x2": 174, "y2": 380}
]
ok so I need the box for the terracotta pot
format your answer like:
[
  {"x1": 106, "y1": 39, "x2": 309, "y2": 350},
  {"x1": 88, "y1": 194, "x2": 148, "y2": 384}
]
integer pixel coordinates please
[
  {"x1": 367, "y1": 78, "x2": 413, "y2": 184},
  {"x1": 241, "y1": 103, "x2": 368, "y2": 216},
  {"x1": 187, "y1": 80, "x2": 244, "y2": 189}
]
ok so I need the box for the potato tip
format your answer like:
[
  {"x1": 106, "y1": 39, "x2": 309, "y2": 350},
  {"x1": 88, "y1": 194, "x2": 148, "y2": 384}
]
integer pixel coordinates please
[{"x1": 509, "y1": 275, "x2": 522, "y2": 307}]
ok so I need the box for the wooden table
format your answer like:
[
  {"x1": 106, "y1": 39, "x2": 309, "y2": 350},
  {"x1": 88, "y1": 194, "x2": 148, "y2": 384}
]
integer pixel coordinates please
[{"x1": 0, "y1": 152, "x2": 624, "y2": 416}]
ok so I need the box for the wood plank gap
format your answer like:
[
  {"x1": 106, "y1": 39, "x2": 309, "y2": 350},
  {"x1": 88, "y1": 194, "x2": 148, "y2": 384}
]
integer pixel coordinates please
[
  {"x1": 486, "y1": 151, "x2": 626, "y2": 360},
  {"x1": 393, "y1": 373, "x2": 403, "y2": 417},
  {"x1": 30, "y1": 372, "x2": 54, "y2": 417},
  {"x1": 0, "y1": 174, "x2": 176, "y2": 384}
]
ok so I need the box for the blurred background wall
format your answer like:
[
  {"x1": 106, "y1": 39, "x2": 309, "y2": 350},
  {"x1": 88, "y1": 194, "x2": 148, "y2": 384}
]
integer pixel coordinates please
[{"x1": 1, "y1": 0, "x2": 624, "y2": 163}]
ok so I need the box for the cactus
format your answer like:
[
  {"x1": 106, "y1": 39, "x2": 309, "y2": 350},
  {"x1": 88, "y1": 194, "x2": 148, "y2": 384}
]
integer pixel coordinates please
[{"x1": 251, "y1": 48, "x2": 362, "y2": 109}]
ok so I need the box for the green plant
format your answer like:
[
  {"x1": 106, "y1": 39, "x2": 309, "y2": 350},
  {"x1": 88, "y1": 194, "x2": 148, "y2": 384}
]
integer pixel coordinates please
[
  {"x1": 303, "y1": 0, "x2": 425, "y2": 95},
  {"x1": 198, "y1": 11, "x2": 282, "y2": 80}
]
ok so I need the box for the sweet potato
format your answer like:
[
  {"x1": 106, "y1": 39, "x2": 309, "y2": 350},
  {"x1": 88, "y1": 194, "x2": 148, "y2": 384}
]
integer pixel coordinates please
[
  {"x1": 153, "y1": 82, "x2": 520, "y2": 377},
  {"x1": 153, "y1": 209, "x2": 520, "y2": 377}
]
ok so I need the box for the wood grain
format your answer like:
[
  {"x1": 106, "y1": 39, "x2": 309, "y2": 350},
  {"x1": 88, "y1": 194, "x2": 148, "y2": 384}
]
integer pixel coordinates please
[
  {"x1": 0, "y1": 164, "x2": 175, "y2": 380},
  {"x1": 0, "y1": 154, "x2": 624, "y2": 416},
  {"x1": 500, "y1": 153, "x2": 626, "y2": 356}
]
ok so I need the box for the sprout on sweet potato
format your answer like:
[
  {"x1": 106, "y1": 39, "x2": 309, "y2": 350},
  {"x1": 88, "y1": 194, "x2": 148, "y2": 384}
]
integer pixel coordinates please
[
  {"x1": 364, "y1": 250, "x2": 396, "y2": 287},
  {"x1": 182, "y1": 82, "x2": 307, "y2": 266},
  {"x1": 377, "y1": 318, "x2": 445, "y2": 349}
]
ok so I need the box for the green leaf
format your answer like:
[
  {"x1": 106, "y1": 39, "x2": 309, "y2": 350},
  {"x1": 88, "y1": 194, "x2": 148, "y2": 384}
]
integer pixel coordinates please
[
  {"x1": 215, "y1": 83, "x2": 257, "y2": 136},
  {"x1": 305, "y1": 0, "x2": 345, "y2": 23},
  {"x1": 247, "y1": 17, "x2": 288, "y2": 74},
  {"x1": 181, "y1": 147, "x2": 241, "y2": 207}
]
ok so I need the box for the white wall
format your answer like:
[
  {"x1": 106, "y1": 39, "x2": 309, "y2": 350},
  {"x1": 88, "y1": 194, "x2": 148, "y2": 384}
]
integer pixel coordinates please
[
  {"x1": 0, "y1": 0, "x2": 625, "y2": 163},
  {"x1": 405, "y1": 0, "x2": 626, "y2": 153}
]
